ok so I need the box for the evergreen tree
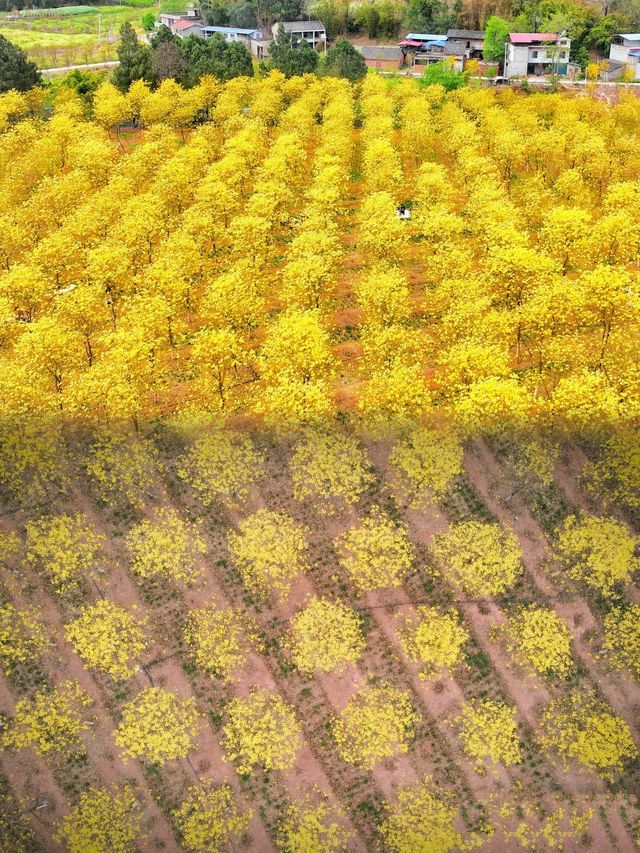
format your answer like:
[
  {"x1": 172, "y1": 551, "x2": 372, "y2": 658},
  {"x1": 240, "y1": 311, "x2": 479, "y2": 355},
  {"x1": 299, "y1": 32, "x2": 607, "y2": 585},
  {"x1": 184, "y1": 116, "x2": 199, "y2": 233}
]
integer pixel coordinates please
[
  {"x1": 323, "y1": 38, "x2": 366, "y2": 81},
  {"x1": 0, "y1": 34, "x2": 41, "y2": 93},
  {"x1": 114, "y1": 22, "x2": 152, "y2": 92},
  {"x1": 267, "y1": 27, "x2": 319, "y2": 77}
]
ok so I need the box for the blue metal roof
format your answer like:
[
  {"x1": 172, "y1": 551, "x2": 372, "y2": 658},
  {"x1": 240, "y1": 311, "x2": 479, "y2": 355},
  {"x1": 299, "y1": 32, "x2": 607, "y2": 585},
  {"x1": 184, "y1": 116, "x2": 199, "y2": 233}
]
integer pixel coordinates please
[
  {"x1": 406, "y1": 32, "x2": 447, "y2": 41},
  {"x1": 202, "y1": 25, "x2": 259, "y2": 34}
]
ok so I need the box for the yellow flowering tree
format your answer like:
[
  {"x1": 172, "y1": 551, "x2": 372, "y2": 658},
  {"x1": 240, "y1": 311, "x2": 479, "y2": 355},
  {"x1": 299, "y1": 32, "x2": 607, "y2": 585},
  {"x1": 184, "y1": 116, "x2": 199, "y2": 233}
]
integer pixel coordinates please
[
  {"x1": 583, "y1": 432, "x2": 640, "y2": 509},
  {"x1": 337, "y1": 509, "x2": 414, "y2": 592},
  {"x1": 126, "y1": 508, "x2": 206, "y2": 584},
  {"x1": 173, "y1": 782, "x2": 252, "y2": 853},
  {"x1": 3, "y1": 680, "x2": 92, "y2": 755},
  {"x1": 389, "y1": 428, "x2": 463, "y2": 508},
  {"x1": 380, "y1": 776, "x2": 473, "y2": 853},
  {"x1": 278, "y1": 793, "x2": 353, "y2": 853},
  {"x1": 115, "y1": 687, "x2": 201, "y2": 764},
  {"x1": 25, "y1": 513, "x2": 105, "y2": 594},
  {"x1": 53, "y1": 785, "x2": 143, "y2": 853},
  {"x1": 398, "y1": 607, "x2": 468, "y2": 680},
  {"x1": 432, "y1": 522, "x2": 522, "y2": 597},
  {"x1": 64, "y1": 600, "x2": 146, "y2": 681},
  {"x1": 223, "y1": 688, "x2": 301, "y2": 774},
  {"x1": 554, "y1": 514, "x2": 639, "y2": 595},
  {"x1": 602, "y1": 605, "x2": 640, "y2": 678},
  {"x1": 0, "y1": 603, "x2": 46, "y2": 674},
  {"x1": 454, "y1": 699, "x2": 522, "y2": 770},
  {"x1": 227, "y1": 509, "x2": 307, "y2": 601},
  {"x1": 177, "y1": 432, "x2": 265, "y2": 508},
  {"x1": 333, "y1": 682, "x2": 419, "y2": 768},
  {"x1": 289, "y1": 430, "x2": 373, "y2": 513},
  {"x1": 0, "y1": 786, "x2": 35, "y2": 853},
  {"x1": 492, "y1": 606, "x2": 572, "y2": 678},
  {"x1": 182, "y1": 603, "x2": 260, "y2": 681},
  {"x1": 288, "y1": 597, "x2": 365, "y2": 674},
  {"x1": 85, "y1": 434, "x2": 161, "y2": 509},
  {"x1": 538, "y1": 691, "x2": 637, "y2": 779}
]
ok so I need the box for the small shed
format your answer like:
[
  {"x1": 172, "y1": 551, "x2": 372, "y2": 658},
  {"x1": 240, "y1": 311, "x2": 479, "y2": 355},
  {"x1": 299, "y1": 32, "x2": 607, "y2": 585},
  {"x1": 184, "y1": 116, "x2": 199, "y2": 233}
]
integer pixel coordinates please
[{"x1": 359, "y1": 45, "x2": 404, "y2": 69}]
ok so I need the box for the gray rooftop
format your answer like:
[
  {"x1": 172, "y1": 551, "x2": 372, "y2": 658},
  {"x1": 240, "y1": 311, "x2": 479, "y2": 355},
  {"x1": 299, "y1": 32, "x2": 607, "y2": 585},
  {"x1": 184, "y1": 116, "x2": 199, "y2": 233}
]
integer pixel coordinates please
[
  {"x1": 446, "y1": 28, "x2": 485, "y2": 39},
  {"x1": 359, "y1": 45, "x2": 403, "y2": 60},
  {"x1": 278, "y1": 20, "x2": 325, "y2": 32}
]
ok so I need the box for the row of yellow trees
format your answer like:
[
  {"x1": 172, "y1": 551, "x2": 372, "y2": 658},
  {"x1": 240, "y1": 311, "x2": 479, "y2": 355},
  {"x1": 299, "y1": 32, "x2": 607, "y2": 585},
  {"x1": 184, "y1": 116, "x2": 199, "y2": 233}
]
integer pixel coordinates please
[{"x1": 1, "y1": 74, "x2": 640, "y2": 434}]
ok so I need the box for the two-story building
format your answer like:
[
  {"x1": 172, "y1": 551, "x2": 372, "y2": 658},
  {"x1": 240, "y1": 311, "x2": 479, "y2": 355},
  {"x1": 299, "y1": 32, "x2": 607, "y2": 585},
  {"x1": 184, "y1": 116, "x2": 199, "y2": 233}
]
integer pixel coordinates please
[
  {"x1": 271, "y1": 20, "x2": 326, "y2": 50},
  {"x1": 609, "y1": 33, "x2": 640, "y2": 79},
  {"x1": 446, "y1": 28, "x2": 485, "y2": 58},
  {"x1": 503, "y1": 32, "x2": 570, "y2": 78},
  {"x1": 202, "y1": 25, "x2": 262, "y2": 44},
  {"x1": 159, "y1": 10, "x2": 204, "y2": 38}
]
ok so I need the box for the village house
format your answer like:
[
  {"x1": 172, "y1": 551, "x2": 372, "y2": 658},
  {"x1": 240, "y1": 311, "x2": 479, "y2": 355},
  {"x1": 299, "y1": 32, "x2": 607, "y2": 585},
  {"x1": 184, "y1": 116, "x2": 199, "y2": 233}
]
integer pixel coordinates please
[
  {"x1": 608, "y1": 34, "x2": 640, "y2": 79},
  {"x1": 271, "y1": 20, "x2": 327, "y2": 50},
  {"x1": 201, "y1": 25, "x2": 262, "y2": 43},
  {"x1": 446, "y1": 28, "x2": 485, "y2": 57},
  {"x1": 159, "y1": 10, "x2": 205, "y2": 38},
  {"x1": 398, "y1": 33, "x2": 468, "y2": 71},
  {"x1": 358, "y1": 45, "x2": 403, "y2": 70},
  {"x1": 503, "y1": 32, "x2": 571, "y2": 78}
]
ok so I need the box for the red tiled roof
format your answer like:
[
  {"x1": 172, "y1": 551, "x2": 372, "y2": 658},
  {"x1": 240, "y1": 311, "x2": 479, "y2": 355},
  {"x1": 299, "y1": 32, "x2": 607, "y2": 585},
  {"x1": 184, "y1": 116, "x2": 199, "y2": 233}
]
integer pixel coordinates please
[
  {"x1": 399, "y1": 39, "x2": 423, "y2": 46},
  {"x1": 509, "y1": 32, "x2": 558, "y2": 43},
  {"x1": 173, "y1": 18, "x2": 199, "y2": 30}
]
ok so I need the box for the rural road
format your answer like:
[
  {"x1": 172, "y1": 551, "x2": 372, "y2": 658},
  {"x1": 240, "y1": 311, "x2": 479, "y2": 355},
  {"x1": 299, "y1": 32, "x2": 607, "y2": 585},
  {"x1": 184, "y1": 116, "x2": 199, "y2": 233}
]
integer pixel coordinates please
[{"x1": 41, "y1": 60, "x2": 120, "y2": 76}]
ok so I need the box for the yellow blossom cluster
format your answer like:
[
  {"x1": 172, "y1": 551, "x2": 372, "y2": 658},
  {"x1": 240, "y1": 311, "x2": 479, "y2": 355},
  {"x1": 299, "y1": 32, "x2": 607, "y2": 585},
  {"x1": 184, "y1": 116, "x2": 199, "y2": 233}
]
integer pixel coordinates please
[
  {"x1": 389, "y1": 428, "x2": 463, "y2": 508},
  {"x1": 497, "y1": 797, "x2": 593, "y2": 851},
  {"x1": 289, "y1": 429, "x2": 373, "y2": 513},
  {"x1": 182, "y1": 602, "x2": 260, "y2": 680},
  {"x1": 287, "y1": 596, "x2": 365, "y2": 674},
  {"x1": 3, "y1": 680, "x2": 92, "y2": 755},
  {"x1": 381, "y1": 776, "x2": 475, "y2": 853},
  {"x1": 223, "y1": 688, "x2": 301, "y2": 774},
  {"x1": 0, "y1": 787, "x2": 35, "y2": 853},
  {"x1": 115, "y1": 687, "x2": 201, "y2": 764},
  {"x1": 583, "y1": 431, "x2": 640, "y2": 508},
  {"x1": 125, "y1": 507, "x2": 206, "y2": 584},
  {"x1": 539, "y1": 691, "x2": 637, "y2": 778},
  {"x1": 0, "y1": 602, "x2": 47, "y2": 674},
  {"x1": 25, "y1": 513, "x2": 105, "y2": 593},
  {"x1": 64, "y1": 600, "x2": 146, "y2": 681},
  {"x1": 333, "y1": 682, "x2": 418, "y2": 768},
  {"x1": 227, "y1": 508, "x2": 307, "y2": 601},
  {"x1": 554, "y1": 514, "x2": 639, "y2": 595},
  {"x1": 433, "y1": 521, "x2": 522, "y2": 597},
  {"x1": 173, "y1": 782, "x2": 252, "y2": 853},
  {"x1": 277, "y1": 792, "x2": 353, "y2": 853},
  {"x1": 337, "y1": 509, "x2": 414, "y2": 592},
  {"x1": 177, "y1": 431, "x2": 265, "y2": 508},
  {"x1": 602, "y1": 605, "x2": 640, "y2": 678},
  {"x1": 398, "y1": 606, "x2": 469, "y2": 680},
  {"x1": 53, "y1": 785, "x2": 143, "y2": 853},
  {"x1": 85, "y1": 434, "x2": 161, "y2": 509},
  {"x1": 454, "y1": 699, "x2": 522, "y2": 770},
  {"x1": 494, "y1": 606, "x2": 572, "y2": 677}
]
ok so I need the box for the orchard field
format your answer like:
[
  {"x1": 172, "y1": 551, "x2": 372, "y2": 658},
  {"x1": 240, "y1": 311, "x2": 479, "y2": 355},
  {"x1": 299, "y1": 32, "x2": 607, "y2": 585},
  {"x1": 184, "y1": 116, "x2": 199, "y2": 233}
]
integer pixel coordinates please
[{"x1": 1, "y1": 75, "x2": 640, "y2": 851}]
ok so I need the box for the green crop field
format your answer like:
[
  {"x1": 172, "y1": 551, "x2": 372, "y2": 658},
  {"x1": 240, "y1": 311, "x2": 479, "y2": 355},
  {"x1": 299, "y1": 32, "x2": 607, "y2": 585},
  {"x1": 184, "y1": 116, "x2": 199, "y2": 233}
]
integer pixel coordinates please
[{"x1": 0, "y1": 2, "x2": 188, "y2": 68}]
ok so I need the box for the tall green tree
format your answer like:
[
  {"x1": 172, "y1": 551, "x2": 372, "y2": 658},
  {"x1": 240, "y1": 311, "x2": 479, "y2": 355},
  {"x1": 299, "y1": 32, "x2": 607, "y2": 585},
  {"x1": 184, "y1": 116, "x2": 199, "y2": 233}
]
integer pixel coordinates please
[
  {"x1": 323, "y1": 38, "x2": 366, "y2": 81},
  {"x1": 267, "y1": 27, "x2": 319, "y2": 76},
  {"x1": 0, "y1": 34, "x2": 41, "y2": 93},
  {"x1": 179, "y1": 34, "x2": 253, "y2": 85},
  {"x1": 483, "y1": 15, "x2": 510, "y2": 63},
  {"x1": 114, "y1": 22, "x2": 152, "y2": 92}
]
